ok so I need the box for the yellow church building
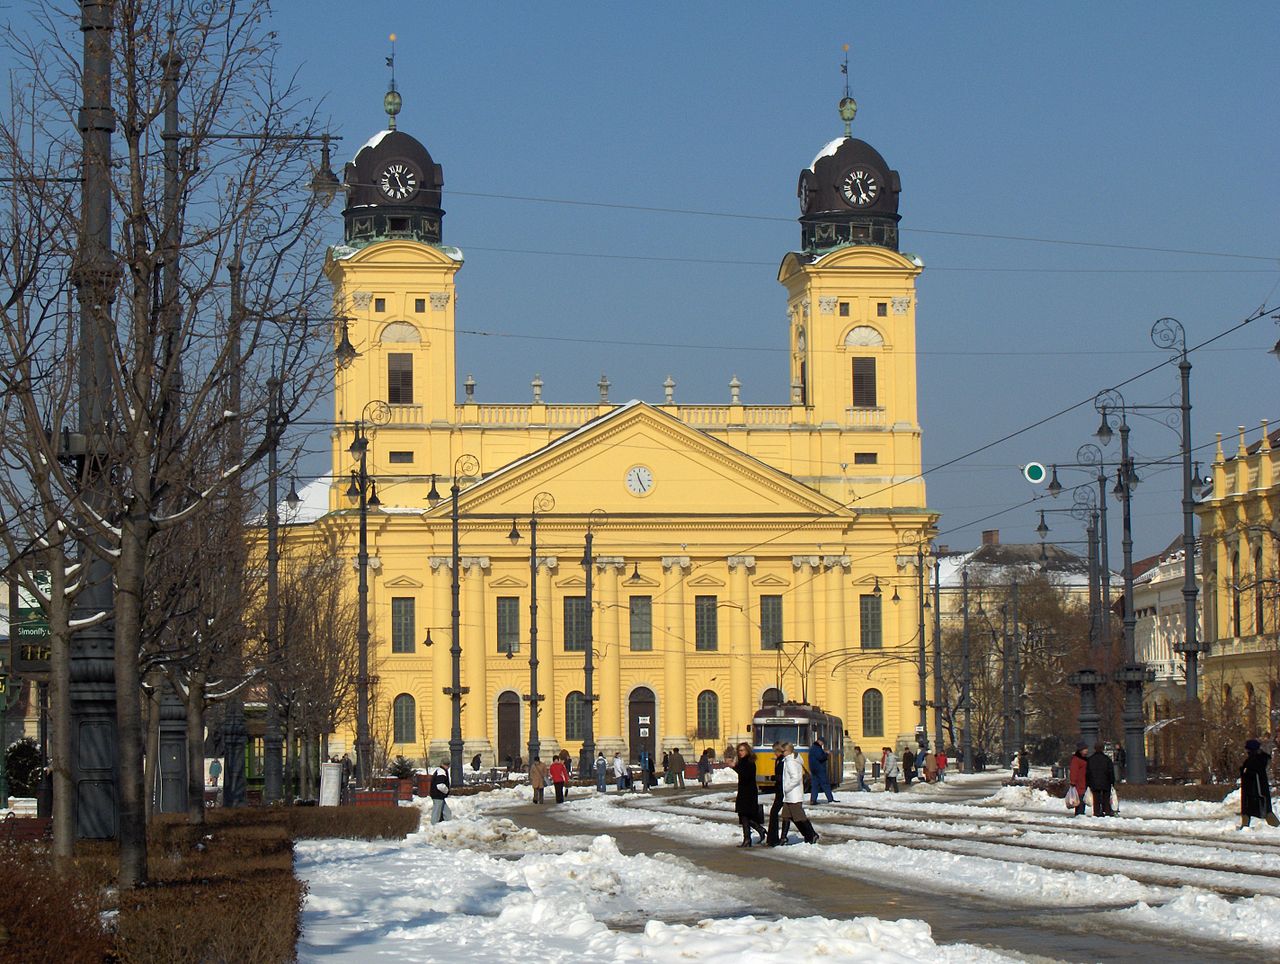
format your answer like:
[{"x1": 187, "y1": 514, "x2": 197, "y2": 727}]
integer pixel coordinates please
[{"x1": 287, "y1": 88, "x2": 936, "y2": 770}]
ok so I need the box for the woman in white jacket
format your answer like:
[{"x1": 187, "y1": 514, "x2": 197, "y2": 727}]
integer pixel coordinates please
[{"x1": 780, "y1": 743, "x2": 820, "y2": 844}]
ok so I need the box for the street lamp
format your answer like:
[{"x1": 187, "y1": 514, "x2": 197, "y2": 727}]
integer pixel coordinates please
[
  {"x1": 580, "y1": 509, "x2": 607, "y2": 773},
  {"x1": 1096, "y1": 389, "x2": 1152, "y2": 783},
  {"x1": 425, "y1": 453, "x2": 479, "y2": 788},
  {"x1": 960, "y1": 567, "x2": 973, "y2": 772},
  {"x1": 897, "y1": 532, "x2": 933, "y2": 755},
  {"x1": 345, "y1": 399, "x2": 391, "y2": 787},
  {"x1": 508, "y1": 491, "x2": 556, "y2": 763}
]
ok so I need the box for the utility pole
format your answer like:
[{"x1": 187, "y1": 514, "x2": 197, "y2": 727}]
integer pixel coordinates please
[
  {"x1": 932, "y1": 558, "x2": 943, "y2": 753},
  {"x1": 262, "y1": 379, "x2": 284, "y2": 803},
  {"x1": 960, "y1": 568, "x2": 972, "y2": 773},
  {"x1": 70, "y1": 0, "x2": 119, "y2": 840},
  {"x1": 915, "y1": 545, "x2": 929, "y2": 754}
]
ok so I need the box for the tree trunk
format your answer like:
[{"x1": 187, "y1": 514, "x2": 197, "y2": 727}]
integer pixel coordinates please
[
  {"x1": 186, "y1": 670, "x2": 206, "y2": 824},
  {"x1": 285, "y1": 711, "x2": 296, "y2": 801},
  {"x1": 114, "y1": 519, "x2": 150, "y2": 887},
  {"x1": 300, "y1": 726, "x2": 312, "y2": 800}
]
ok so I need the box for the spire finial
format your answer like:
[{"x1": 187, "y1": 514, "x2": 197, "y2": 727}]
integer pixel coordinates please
[
  {"x1": 384, "y1": 33, "x2": 402, "y2": 130},
  {"x1": 838, "y1": 43, "x2": 857, "y2": 137}
]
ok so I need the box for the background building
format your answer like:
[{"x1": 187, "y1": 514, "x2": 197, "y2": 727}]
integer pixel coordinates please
[{"x1": 286, "y1": 88, "x2": 935, "y2": 769}]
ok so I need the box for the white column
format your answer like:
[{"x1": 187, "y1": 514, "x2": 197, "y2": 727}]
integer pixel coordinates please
[
  {"x1": 596, "y1": 558, "x2": 626, "y2": 756},
  {"x1": 824, "y1": 555, "x2": 850, "y2": 725},
  {"x1": 792, "y1": 555, "x2": 819, "y2": 705},
  {"x1": 662, "y1": 556, "x2": 692, "y2": 753},
  {"x1": 461, "y1": 556, "x2": 492, "y2": 764},
  {"x1": 728, "y1": 555, "x2": 755, "y2": 744},
  {"x1": 428, "y1": 556, "x2": 452, "y2": 762},
  {"x1": 535, "y1": 555, "x2": 561, "y2": 761}
]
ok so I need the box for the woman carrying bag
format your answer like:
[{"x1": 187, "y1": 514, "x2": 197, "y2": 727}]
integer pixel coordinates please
[{"x1": 1240, "y1": 738, "x2": 1278, "y2": 829}]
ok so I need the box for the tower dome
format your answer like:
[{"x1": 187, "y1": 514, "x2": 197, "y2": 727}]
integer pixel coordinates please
[
  {"x1": 342, "y1": 118, "x2": 445, "y2": 247},
  {"x1": 796, "y1": 99, "x2": 901, "y2": 252}
]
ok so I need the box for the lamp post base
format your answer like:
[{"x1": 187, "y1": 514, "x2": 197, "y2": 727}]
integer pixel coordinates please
[
  {"x1": 1068, "y1": 669, "x2": 1106, "y2": 749},
  {"x1": 1115, "y1": 665, "x2": 1152, "y2": 784}
]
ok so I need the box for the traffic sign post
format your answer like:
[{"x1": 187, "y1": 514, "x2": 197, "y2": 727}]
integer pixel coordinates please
[{"x1": 1023, "y1": 462, "x2": 1047, "y2": 485}]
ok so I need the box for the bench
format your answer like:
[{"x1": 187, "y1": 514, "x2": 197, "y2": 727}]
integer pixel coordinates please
[{"x1": 1, "y1": 813, "x2": 52, "y2": 843}]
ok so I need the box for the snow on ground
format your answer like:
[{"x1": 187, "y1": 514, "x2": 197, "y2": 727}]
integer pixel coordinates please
[
  {"x1": 298, "y1": 794, "x2": 1012, "y2": 962},
  {"x1": 1104, "y1": 892, "x2": 1280, "y2": 952}
]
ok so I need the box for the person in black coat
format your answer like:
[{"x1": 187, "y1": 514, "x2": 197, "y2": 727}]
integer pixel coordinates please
[
  {"x1": 731, "y1": 742, "x2": 767, "y2": 847},
  {"x1": 1240, "y1": 738, "x2": 1277, "y2": 828},
  {"x1": 765, "y1": 743, "x2": 790, "y2": 846},
  {"x1": 1084, "y1": 741, "x2": 1115, "y2": 816}
]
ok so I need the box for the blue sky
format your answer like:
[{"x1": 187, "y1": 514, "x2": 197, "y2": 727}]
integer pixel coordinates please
[{"x1": 16, "y1": 2, "x2": 1280, "y2": 557}]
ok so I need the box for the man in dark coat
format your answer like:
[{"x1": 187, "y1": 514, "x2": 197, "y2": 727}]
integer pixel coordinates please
[
  {"x1": 1240, "y1": 738, "x2": 1277, "y2": 828},
  {"x1": 1085, "y1": 741, "x2": 1115, "y2": 816},
  {"x1": 808, "y1": 737, "x2": 835, "y2": 803},
  {"x1": 766, "y1": 743, "x2": 789, "y2": 845}
]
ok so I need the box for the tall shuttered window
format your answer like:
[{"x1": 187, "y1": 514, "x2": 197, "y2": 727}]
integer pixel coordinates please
[
  {"x1": 497, "y1": 596, "x2": 520, "y2": 654},
  {"x1": 760, "y1": 595, "x2": 783, "y2": 650},
  {"x1": 393, "y1": 694, "x2": 416, "y2": 744},
  {"x1": 563, "y1": 596, "x2": 590, "y2": 652},
  {"x1": 852, "y1": 357, "x2": 877, "y2": 408},
  {"x1": 565, "y1": 692, "x2": 587, "y2": 741},
  {"x1": 695, "y1": 595, "x2": 719, "y2": 651},
  {"x1": 388, "y1": 352, "x2": 413, "y2": 404},
  {"x1": 696, "y1": 691, "x2": 720, "y2": 739},
  {"x1": 629, "y1": 596, "x2": 653, "y2": 651},
  {"x1": 862, "y1": 689, "x2": 884, "y2": 737},
  {"x1": 860, "y1": 594, "x2": 882, "y2": 649}
]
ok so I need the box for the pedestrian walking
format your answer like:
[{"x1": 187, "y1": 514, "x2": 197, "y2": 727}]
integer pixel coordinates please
[
  {"x1": 808, "y1": 737, "x2": 835, "y2": 803},
  {"x1": 530, "y1": 757, "x2": 549, "y2": 804},
  {"x1": 730, "y1": 742, "x2": 768, "y2": 847},
  {"x1": 550, "y1": 756, "x2": 569, "y2": 803},
  {"x1": 1085, "y1": 742, "x2": 1115, "y2": 816},
  {"x1": 766, "y1": 743, "x2": 789, "y2": 846},
  {"x1": 670, "y1": 748, "x2": 687, "y2": 788},
  {"x1": 471, "y1": 753, "x2": 482, "y2": 772},
  {"x1": 427, "y1": 758, "x2": 452, "y2": 824},
  {"x1": 612, "y1": 751, "x2": 627, "y2": 791},
  {"x1": 1068, "y1": 742, "x2": 1088, "y2": 816},
  {"x1": 645, "y1": 750, "x2": 657, "y2": 790},
  {"x1": 594, "y1": 752, "x2": 608, "y2": 792},
  {"x1": 922, "y1": 750, "x2": 937, "y2": 783},
  {"x1": 853, "y1": 745, "x2": 869, "y2": 791},
  {"x1": 698, "y1": 748, "x2": 713, "y2": 787},
  {"x1": 207, "y1": 759, "x2": 222, "y2": 787},
  {"x1": 935, "y1": 749, "x2": 948, "y2": 782},
  {"x1": 902, "y1": 747, "x2": 916, "y2": 786},
  {"x1": 883, "y1": 746, "x2": 900, "y2": 793},
  {"x1": 780, "y1": 743, "x2": 820, "y2": 844},
  {"x1": 1240, "y1": 738, "x2": 1278, "y2": 829},
  {"x1": 638, "y1": 748, "x2": 653, "y2": 791}
]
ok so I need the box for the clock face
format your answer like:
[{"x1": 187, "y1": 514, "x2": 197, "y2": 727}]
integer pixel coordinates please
[
  {"x1": 378, "y1": 161, "x2": 419, "y2": 201},
  {"x1": 839, "y1": 167, "x2": 881, "y2": 208},
  {"x1": 799, "y1": 177, "x2": 812, "y2": 214},
  {"x1": 625, "y1": 465, "x2": 654, "y2": 496}
]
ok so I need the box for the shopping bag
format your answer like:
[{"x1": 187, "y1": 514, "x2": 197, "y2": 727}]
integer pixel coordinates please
[
  {"x1": 1082, "y1": 787, "x2": 1093, "y2": 809},
  {"x1": 1064, "y1": 786, "x2": 1080, "y2": 809},
  {"x1": 1110, "y1": 787, "x2": 1120, "y2": 814}
]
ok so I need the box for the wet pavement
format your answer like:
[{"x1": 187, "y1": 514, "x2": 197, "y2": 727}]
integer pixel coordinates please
[{"x1": 503, "y1": 782, "x2": 1258, "y2": 964}]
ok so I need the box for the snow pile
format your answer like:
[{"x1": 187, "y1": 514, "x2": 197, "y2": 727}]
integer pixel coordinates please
[
  {"x1": 1108, "y1": 893, "x2": 1280, "y2": 951},
  {"x1": 979, "y1": 785, "x2": 1061, "y2": 811},
  {"x1": 417, "y1": 814, "x2": 592, "y2": 853}
]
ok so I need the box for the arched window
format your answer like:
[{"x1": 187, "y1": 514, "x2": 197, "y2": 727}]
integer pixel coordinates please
[
  {"x1": 1232, "y1": 552, "x2": 1241, "y2": 637},
  {"x1": 393, "y1": 694, "x2": 416, "y2": 744},
  {"x1": 380, "y1": 320, "x2": 421, "y2": 344},
  {"x1": 844, "y1": 325, "x2": 885, "y2": 347},
  {"x1": 862, "y1": 689, "x2": 884, "y2": 737},
  {"x1": 1255, "y1": 546, "x2": 1265, "y2": 635},
  {"x1": 761, "y1": 687, "x2": 784, "y2": 707},
  {"x1": 696, "y1": 690, "x2": 719, "y2": 739},
  {"x1": 565, "y1": 691, "x2": 587, "y2": 741}
]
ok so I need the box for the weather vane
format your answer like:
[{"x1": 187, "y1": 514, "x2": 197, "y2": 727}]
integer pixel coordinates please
[
  {"x1": 384, "y1": 33, "x2": 402, "y2": 129},
  {"x1": 838, "y1": 42, "x2": 857, "y2": 136}
]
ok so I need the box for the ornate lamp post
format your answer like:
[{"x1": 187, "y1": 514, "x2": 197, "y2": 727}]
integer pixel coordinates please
[
  {"x1": 580, "y1": 510, "x2": 607, "y2": 773},
  {"x1": 345, "y1": 400, "x2": 390, "y2": 787},
  {"x1": 508, "y1": 492, "x2": 555, "y2": 763},
  {"x1": 426, "y1": 453, "x2": 479, "y2": 788}
]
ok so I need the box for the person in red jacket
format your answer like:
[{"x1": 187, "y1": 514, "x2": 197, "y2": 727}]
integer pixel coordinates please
[
  {"x1": 549, "y1": 757, "x2": 569, "y2": 804},
  {"x1": 1068, "y1": 742, "x2": 1089, "y2": 816},
  {"x1": 935, "y1": 750, "x2": 948, "y2": 782}
]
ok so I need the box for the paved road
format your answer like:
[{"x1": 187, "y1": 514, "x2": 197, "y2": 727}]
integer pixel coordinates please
[{"x1": 501, "y1": 776, "x2": 1259, "y2": 963}]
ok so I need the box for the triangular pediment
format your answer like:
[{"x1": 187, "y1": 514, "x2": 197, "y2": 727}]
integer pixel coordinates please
[
  {"x1": 752, "y1": 574, "x2": 790, "y2": 588},
  {"x1": 556, "y1": 575, "x2": 586, "y2": 589},
  {"x1": 623, "y1": 574, "x2": 661, "y2": 588},
  {"x1": 687, "y1": 574, "x2": 725, "y2": 588},
  {"x1": 383, "y1": 575, "x2": 424, "y2": 589},
  {"x1": 489, "y1": 575, "x2": 528, "y2": 589},
  {"x1": 448, "y1": 402, "x2": 850, "y2": 520}
]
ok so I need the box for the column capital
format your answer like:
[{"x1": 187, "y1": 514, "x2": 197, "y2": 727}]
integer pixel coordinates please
[
  {"x1": 595, "y1": 556, "x2": 627, "y2": 572},
  {"x1": 727, "y1": 555, "x2": 756, "y2": 571},
  {"x1": 428, "y1": 556, "x2": 453, "y2": 571},
  {"x1": 460, "y1": 555, "x2": 490, "y2": 572},
  {"x1": 791, "y1": 555, "x2": 820, "y2": 570},
  {"x1": 661, "y1": 555, "x2": 691, "y2": 572},
  {"x1": 535, "y1": 555, "x2": 558, "y2": 572},
  {"x1": 822, "y1": 554, "x2": 851, "y2": 571}
]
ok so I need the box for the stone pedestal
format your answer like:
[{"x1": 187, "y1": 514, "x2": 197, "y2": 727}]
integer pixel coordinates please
[
  {"x1": 221, "y1": 701, "x2": 247, "y2": 807},
  {"x1": 157, "y1": 685, "x2": 188, "y2": 813},
  {"x1": 1067, "y1": 669, "x2": 1105, "y2": 749}
]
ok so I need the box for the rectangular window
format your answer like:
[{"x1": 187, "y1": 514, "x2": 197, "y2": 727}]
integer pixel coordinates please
[
  {"x1": 695, "y1": 595, "x2": 719, "y2": 651},
  {"x1": 414, "y1": 298, "x2": 426, "y2": 313},
  {"x1": 374, "y1": 297, "x2": 386, "y2": 313},
  {"x1": 497, "y1": 597, "x2": 520, "y2": 654},
  {"x1": 629, "y1": 596, "x2": 653, "y2": 651},
  {"x1": 854, "y1": 452, "x2": 877, "y2": 465},
  {"x1": 860, "y1": 594, "x2": 883, "y2": 649},
  {"x1": 838, "y1": 302, "x2": 850, "y2": 317},
  {"x1": 852, "y1": 357, "x2": 877, "y2": 408},
  {"x1": 760, "y1": 594, "x2": 783, "y2": 650},
  {"x1": 876, "y1": 302, "x2": 888, "y2": 317},
  {"x1": 563, "y1": 596, "x2": 589, "y2": 651},
  {"x1": 388, "y1": 451, "x2": 414, "y2": 464},
  {"x1": 388, "y1": 352, "x2": 414, "y2": 404},
  {"x1": 391, "y1": 597, "x2": 415, "y2": 653}
]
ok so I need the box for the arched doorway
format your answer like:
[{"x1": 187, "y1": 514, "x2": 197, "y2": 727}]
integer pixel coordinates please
[
  {"x1": 628, "y1": 686, "x2": 656, "y2": 763},
  {"x1": 761, "y1": 687, "x2": 784, "y2": 708},
  {"x1": 496, "y1": 692, "x2": 520, "y2": 767}
]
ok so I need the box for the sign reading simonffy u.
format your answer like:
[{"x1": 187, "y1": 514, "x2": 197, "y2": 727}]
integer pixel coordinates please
[{"x1": 8, "y1": 568, "x2": 51, "y2": 675}]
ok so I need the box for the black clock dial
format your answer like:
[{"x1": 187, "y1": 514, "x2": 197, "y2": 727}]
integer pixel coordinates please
[
  {"x1": 839, "y1": 167, "x2": 881, "y2": 208},
  {"x1": 378, "y1": 161, "x2": 419, "y2": 201},
  {"x1": 799, "y1": 176, "x2": 812, "y2": 214}
]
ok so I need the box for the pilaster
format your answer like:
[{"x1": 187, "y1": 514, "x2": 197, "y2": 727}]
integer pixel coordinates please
[
  {"x1": 727, "y1": 555, "x2": 755, "y2": 742},
  {"x1": 661, "y1": 556, "x2": 692, "y2": 753},
  {"x1": 428, "y1": 556, "x2": 453, "y2": 763}
]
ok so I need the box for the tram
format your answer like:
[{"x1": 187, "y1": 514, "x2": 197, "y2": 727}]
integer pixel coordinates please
[{"x1": 751, "y1": 699, "x2": 844, "y2": 790}]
